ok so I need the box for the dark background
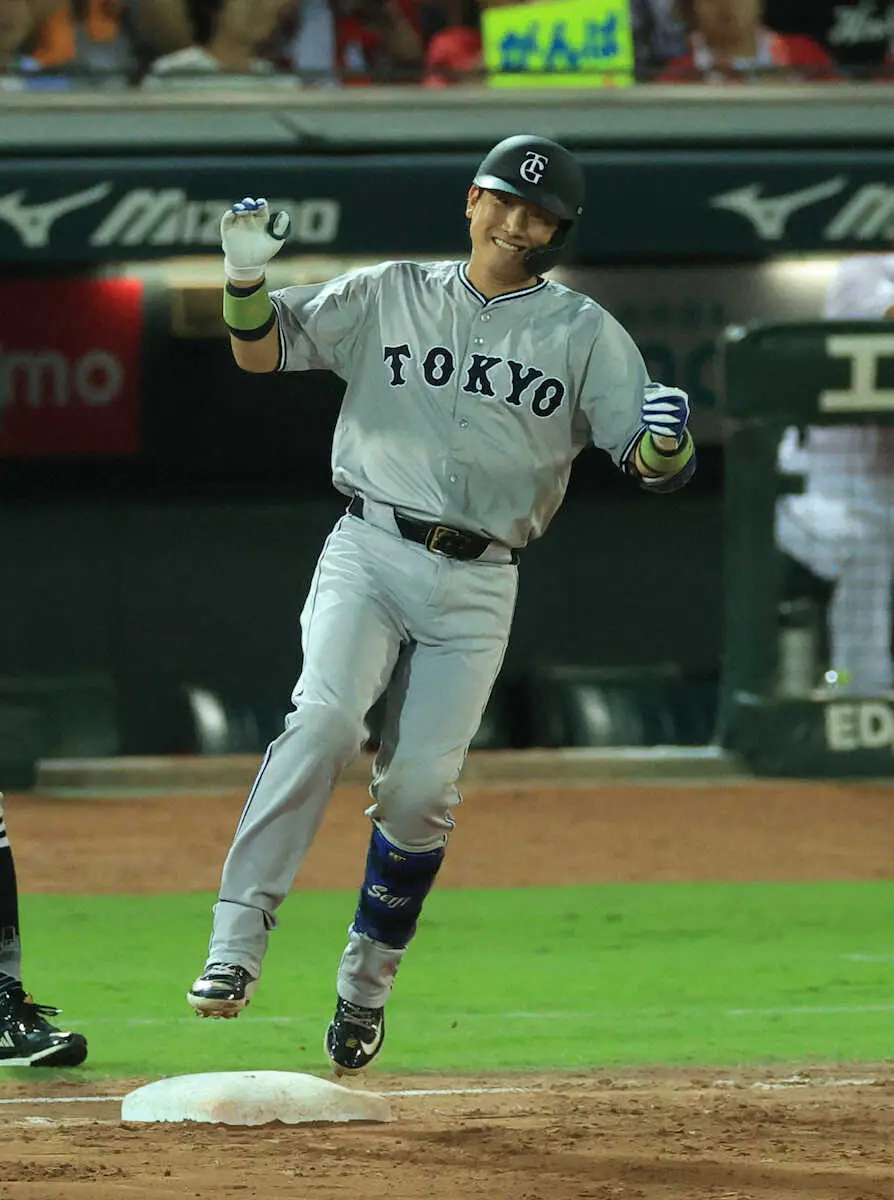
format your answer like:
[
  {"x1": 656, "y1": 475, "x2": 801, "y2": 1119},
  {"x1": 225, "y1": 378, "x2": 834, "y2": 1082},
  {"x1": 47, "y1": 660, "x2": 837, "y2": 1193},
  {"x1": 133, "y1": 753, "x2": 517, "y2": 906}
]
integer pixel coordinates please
[{"x1": 0, "y1": 271, "x2": 722, "y2": 762}]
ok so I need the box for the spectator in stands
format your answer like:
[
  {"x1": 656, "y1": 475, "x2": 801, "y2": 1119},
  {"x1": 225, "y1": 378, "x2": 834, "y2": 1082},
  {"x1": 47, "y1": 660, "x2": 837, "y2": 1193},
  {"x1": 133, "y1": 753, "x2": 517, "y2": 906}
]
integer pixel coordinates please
[
  {"x1": 423, "y1": 0, "x2": 686, "y2": 87},
  {"x1": 279, "y1": 0, "x2": 423, "y2": 85},
  {"x1": 416, "y1": 0, "x2": 466, "y2": 43},
  {"x1": 422, "y1": 20, "x2": 480, "y2": 84},
  {"x1": 0, "y1": 0, "x2": 38, "y2": 83},
  {"x1": 129, "y1": 0, "x2": 194, "y2": 61},
  {"x1": 631, "y1": 0, "x2": 687, "y2": 76},
  {"x1": 420, "y1": 0, "x2": 519, "y2": 88},
  {"x1": 765, "y1": 0, "x2": 893, "y2": 80},
  {"x1": 143, "y1": 0, "x2": 299, "y2": 84},
  {"x1": 657, "y1": 0, "x2": 838, "y2": 82},
  {"x1": 27, "y1": 0, "x2": 138, "y2": 79},
  {"x1": 0, "y1": 0, "x2": 108, "y2": 87}
]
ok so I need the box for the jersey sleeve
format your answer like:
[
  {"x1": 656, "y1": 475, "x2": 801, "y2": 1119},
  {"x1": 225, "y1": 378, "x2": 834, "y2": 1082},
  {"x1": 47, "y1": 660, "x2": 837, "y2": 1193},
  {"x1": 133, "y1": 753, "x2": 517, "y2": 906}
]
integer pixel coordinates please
[
  {"x1": 577, "y1": 309, "x2": 649, "y2": 467},
  {"x1": 269, "y1": 266, "x2": 380, "y2": 377}
]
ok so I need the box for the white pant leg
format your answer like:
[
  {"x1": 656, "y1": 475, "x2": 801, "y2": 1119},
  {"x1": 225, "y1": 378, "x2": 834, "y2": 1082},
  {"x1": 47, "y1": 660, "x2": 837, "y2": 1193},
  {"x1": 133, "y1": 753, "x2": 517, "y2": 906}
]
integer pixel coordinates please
[
  {"x1": 828, "y1": 530, "x2": 894, "y2": 695},
  {"x1": 776, "y1": 496, "x2": 894, "y2": 694},
  {"x1": 775, "y1": 494, "x2": 852, "y2": 581},
  {"x1": 335, "y1": 552, "x2": 518, "y2": 1007},
  {"x1": 207, "y1": 519, "x2": 405, "y2": 977}
]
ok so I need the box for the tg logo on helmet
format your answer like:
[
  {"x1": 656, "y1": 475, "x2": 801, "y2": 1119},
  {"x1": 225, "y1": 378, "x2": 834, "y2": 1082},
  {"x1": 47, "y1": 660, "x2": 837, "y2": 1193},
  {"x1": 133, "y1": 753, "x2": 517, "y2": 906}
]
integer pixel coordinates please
[{"x1": 519, "y1": 152, "x2": 548, "y2": 185}]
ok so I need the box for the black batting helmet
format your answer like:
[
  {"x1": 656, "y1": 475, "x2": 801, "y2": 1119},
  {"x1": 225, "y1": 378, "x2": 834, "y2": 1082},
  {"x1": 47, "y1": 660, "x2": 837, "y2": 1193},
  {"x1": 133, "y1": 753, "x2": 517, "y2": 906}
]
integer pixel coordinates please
[{"x1": 473, "y1": 134, "x2": 585, "y2": 274}]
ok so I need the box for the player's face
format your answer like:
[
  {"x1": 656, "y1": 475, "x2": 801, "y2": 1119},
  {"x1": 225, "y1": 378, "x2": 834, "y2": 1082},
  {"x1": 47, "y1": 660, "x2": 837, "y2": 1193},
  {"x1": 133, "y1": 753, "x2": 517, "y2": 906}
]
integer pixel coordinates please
[{"x1": 466, "y1": 186, "x2": 560, "y2": 281}]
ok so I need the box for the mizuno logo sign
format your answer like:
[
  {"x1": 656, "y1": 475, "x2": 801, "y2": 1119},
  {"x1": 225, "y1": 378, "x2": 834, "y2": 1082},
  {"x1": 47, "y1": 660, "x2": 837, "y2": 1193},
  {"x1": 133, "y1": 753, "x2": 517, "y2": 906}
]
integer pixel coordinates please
[
  {"x1": 0, "y1": 188, "x2": 341, "y2": 249},
  {"x1": 0, "y1": 183, "x2": 113, "y2": 249},
  {"x1": 710, "y1": 177, "x2": 894, "y2": 242},
  {"x1": 710, "y1": 178, "x2": 847, "y2": 240}
]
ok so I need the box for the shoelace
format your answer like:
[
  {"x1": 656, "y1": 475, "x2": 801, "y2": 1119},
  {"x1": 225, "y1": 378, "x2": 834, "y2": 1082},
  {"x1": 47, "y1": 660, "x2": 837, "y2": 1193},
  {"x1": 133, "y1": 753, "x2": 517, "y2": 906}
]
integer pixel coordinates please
[
  {"x1": 340, "y1": 1000, "x2": 380, "y2": 1032},
  {"x1": 206, "y1": 963, "x2": 249, "y2": 979},
  {"x1": 2, "y1": 991, "x2": 63, "y2": 1029},
  {"x1": 2, "y1": 985, "x2": 60, "y2": 1014},
  {"x1": 24, "y1": 999, "x2": 62, "y2": 1018}
]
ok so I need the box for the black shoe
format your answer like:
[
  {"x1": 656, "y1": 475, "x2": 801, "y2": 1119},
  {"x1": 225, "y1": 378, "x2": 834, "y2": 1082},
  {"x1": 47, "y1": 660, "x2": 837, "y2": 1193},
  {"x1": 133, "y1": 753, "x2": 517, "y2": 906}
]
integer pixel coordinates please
[
  {"x1": 0, "y1": 985, "x2": 88, "y2": 1067},
  {"x1": 187, "y1": 963, "x2": 257, "y2": 1019},
  {"x1": 325, "y1": 996, "x2": 385, "y2": 1076}
]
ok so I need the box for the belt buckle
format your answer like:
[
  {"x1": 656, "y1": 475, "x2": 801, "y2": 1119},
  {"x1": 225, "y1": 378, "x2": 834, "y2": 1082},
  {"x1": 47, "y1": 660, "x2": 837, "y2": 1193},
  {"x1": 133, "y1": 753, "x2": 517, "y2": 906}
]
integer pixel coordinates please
[{"x1": 426, "y1": 525, "x2": 464, "y2": 557}]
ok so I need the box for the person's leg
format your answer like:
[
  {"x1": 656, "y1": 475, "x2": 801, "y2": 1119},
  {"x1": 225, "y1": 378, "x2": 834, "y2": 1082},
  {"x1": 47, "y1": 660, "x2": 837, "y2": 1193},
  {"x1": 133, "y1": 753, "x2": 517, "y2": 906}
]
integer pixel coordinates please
[
  {"x1": 0, "y1": 795, "x2": 87, "y2": 1066},
  {"x1": 0, "y1": 795, "x2": 21, "y2": 991},
  {"x1": 189, "y1": 518, "x2": 405, "y2": 1015},
  {"x1": 775, "y1": 495, "x2": 894, "y2": 693},
  {"x1": 326, "y1": 556, "x2": 518, "y2": 1071},
  {"x1": 828, "y1": 529, "x2": 894, "y2": 695}
]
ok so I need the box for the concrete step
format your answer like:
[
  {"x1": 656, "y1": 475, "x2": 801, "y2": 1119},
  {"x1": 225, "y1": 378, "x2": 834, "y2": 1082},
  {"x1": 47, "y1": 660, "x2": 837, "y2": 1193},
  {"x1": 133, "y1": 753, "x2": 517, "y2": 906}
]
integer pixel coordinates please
[{"x1": 34, "y1": 745, "x2": 746, "y2": 797}]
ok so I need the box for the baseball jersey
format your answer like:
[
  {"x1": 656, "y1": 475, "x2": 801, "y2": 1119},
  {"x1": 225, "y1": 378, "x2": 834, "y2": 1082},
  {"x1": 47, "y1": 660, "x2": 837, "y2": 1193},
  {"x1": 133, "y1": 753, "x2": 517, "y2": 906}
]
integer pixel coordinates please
[
  {"x1": 270, "y1": 260, "x2": 648, "y2": 548},
  {"x1": 803, "y1": 253, "x2": 894, "y2": 502}
]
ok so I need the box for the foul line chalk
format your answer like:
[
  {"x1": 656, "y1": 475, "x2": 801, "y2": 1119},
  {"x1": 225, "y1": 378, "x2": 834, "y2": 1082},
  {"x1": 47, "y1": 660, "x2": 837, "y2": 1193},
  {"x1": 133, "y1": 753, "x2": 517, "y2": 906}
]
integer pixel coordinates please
[
  {"x1": 385, "y1": 1086, "x2": 529, "y2": 1097},
  {"x1": 0, "y1": 1095, "x2": 122, "y2": 1105},
  {"x1": 726, "y1": 1004, "x2": 894, "y2": 1016},
  {"x1": 63, "y1": 1000, "x2": 894, "y2": 1028},
  {"x1": 0, "y1": 1075, "x2": 884, "y2": 1111},
  {"x1": 0, "y1": 1085, "x2": 532, "y2": 1107}
]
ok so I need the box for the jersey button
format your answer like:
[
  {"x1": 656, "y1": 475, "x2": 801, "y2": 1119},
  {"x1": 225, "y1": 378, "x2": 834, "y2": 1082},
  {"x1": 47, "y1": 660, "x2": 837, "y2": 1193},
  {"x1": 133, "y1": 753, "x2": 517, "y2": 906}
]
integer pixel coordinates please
[
  {"x1": 473, "y1": 337, "x2": 484, "y2": 345},
  {"x1": 480, "y1": 314, "x2": 491, "y2": 322},
  {"x1": 448, "y1": 474, "x2": 458, "y2": 483},
  {"x1": 459, "y1": 419, "x2": 469, "y2": 429}
]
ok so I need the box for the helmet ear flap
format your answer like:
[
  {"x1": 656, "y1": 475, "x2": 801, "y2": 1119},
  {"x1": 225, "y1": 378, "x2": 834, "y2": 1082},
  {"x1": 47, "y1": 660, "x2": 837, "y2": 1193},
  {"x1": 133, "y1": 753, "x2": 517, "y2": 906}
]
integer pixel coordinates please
[{"x1": 522, "y1": 221, "x2": 572, "y2": 276}]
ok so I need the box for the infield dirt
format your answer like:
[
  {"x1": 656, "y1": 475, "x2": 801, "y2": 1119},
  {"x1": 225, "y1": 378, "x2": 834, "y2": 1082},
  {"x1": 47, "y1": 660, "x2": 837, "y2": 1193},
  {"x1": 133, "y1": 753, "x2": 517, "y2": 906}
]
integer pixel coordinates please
[{"x1": 1, "y1": 778, "x2": 892, "y2": 1200}]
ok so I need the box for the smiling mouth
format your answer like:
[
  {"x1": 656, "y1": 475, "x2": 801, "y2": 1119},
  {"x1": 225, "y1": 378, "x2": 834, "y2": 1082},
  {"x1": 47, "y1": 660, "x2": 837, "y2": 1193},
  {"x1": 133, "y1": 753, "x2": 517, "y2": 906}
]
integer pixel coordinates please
[{"x1": 493, "y1": 236, "x2": 525, "y2": 253}]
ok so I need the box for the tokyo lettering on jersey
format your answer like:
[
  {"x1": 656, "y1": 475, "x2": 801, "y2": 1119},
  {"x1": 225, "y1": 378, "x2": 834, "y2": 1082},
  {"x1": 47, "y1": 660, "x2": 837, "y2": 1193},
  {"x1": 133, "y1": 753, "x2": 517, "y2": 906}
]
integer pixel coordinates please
[{"x1": 270, "y1": 259, "x2": 648, "y2": 548}]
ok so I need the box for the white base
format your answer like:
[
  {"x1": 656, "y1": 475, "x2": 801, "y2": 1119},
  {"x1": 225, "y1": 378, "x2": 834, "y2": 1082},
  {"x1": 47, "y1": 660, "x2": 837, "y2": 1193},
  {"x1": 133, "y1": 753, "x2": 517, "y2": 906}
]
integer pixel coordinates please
[{"x1": 121, "y1": 1071, "x2": 391, "y2": 1125}]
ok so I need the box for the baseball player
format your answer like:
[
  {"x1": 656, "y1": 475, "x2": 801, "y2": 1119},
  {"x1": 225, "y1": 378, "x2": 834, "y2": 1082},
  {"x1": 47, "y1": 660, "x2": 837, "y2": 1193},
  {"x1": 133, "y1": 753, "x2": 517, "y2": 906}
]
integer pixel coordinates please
[
  {"x1": 0, "y1": 794, "x2": 87, "y2": 1066},
  {"x1": 187, "y1": 135, "x2": 695, "y2": 1074},
  {"x1": 776, "y1": 252, "x2": 894, "y2": 696}
]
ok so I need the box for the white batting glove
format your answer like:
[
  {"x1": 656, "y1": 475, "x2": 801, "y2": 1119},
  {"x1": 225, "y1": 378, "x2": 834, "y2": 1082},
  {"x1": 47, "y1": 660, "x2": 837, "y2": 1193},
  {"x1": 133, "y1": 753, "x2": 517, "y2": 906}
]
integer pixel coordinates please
[
  {"x1": 221, "y1": 197, "x2": 291, "y2": 282},
  {"x1": 640, "y1": 383, "x2": 690, "y2": 442}
]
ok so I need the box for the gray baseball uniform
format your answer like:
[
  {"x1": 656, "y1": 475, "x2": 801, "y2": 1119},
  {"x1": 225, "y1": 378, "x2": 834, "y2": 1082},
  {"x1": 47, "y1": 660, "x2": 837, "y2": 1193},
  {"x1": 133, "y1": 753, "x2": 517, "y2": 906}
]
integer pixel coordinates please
[
  {"x1": 271, "y1": 260, "x2": 647, "y2": 545},
  {"x1": 207, "y1": 259, "x2": 650, "y2": 1007},
  {"x1": 775, "y1": 254, "x2": 894, "y2": 694}
]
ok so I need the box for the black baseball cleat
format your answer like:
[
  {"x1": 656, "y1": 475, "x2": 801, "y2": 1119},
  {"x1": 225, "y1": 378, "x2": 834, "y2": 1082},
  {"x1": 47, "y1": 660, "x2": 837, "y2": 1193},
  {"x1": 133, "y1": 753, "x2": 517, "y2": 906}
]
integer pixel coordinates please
[
  {"x1": 0, "y1": 985, "x2": 88, "y2": 1067},
  {"x1": 325, "y1": 996, "x2": 385, "y2": 1076},
  {"x1": 187, "y1": 962, "x2": 257, "y2": 1019}
]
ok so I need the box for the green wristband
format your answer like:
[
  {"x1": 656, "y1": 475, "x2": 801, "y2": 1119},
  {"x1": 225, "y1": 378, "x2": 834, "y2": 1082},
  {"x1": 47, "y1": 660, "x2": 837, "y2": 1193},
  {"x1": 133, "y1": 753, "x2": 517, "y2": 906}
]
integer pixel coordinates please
[
  {"x1": 223, "y1": 280, "x2": 274, "y2": 333},
  {"x1": 638, "y1": 429, "x2": 693, "y2": 475}
]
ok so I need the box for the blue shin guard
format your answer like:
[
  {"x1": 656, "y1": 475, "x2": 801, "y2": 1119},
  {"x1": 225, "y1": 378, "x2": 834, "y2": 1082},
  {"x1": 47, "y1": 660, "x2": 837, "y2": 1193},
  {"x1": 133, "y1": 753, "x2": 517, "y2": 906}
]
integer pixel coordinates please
[{"x1": 353, "y1": 826, "x2": 445, "y2": 949}]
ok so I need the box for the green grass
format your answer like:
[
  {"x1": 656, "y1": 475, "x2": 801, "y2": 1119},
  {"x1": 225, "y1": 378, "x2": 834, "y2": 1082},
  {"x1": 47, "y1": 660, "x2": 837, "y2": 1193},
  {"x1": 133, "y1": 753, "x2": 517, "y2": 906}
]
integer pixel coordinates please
[{"x1": 16, "y1": 881, "x2": 894, "y2": 1082}]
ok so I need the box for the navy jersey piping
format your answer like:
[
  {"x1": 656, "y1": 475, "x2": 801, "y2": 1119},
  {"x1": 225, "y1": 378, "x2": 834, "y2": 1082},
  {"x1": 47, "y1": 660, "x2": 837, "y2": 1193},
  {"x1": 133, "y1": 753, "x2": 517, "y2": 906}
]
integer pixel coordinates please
[{"x1": 458, "y1": 262, "x2": 548, "y2": 308}]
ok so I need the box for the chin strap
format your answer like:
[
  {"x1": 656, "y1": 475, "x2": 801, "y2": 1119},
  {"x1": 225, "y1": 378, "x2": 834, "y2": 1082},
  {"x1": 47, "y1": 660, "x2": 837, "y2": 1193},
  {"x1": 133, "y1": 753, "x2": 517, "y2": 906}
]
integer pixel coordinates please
[{"x1": 523, "y1": 221, "x2": 572, "y2": 275}]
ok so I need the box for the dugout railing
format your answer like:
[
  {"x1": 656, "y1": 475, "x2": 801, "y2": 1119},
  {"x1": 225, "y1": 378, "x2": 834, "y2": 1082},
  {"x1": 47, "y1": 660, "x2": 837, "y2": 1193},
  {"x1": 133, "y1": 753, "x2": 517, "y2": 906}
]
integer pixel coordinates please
[{"x1": 719, "y1": 320, "x2": 894, "y2": 777}]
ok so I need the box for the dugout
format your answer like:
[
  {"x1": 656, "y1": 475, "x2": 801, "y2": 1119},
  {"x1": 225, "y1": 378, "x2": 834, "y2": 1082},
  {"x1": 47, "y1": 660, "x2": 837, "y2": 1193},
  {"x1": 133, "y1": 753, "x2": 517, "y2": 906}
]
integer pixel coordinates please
[{"x1": 720, "y1": 320, "x2": 894, "y2": 777}]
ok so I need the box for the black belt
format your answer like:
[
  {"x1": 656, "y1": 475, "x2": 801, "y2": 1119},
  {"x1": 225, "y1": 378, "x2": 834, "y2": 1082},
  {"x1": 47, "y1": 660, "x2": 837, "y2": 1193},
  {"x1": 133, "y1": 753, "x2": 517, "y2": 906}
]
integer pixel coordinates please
[{"x1": 347, "y1": 495, "x2": 518, "y2": 563}]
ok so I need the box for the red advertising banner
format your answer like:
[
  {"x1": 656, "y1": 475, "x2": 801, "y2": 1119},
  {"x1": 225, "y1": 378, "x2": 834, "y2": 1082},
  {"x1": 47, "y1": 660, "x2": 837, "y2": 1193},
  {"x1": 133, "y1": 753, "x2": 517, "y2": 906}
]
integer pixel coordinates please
[{"x1": 0, "y1": 277, "x2": 142, "y2": 457}]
